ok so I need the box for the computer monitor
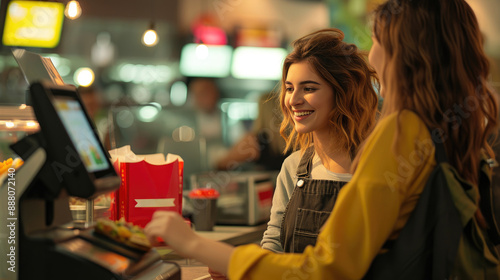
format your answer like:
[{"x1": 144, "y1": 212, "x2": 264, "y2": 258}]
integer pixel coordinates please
[
  {"x1": 28, "y1": 81, "x2": 119, "y2": 198},
  {"x1": 52, "y1": 96, "x2": 109, "y2": 173}
]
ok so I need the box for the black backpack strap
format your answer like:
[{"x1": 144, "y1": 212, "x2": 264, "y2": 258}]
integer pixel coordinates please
[
  {"x1": 432, "y1": 126, "x2": 500, "y2": 246},
  {"x1": 429, "y1": 127, "x2": 447, "y2": 164},
  {"x1": 478, "y1": 157, "x2": 500, "y2": 245},
  {"x1": 364, "y1": 126, "x2": 463, "y2": 280}
]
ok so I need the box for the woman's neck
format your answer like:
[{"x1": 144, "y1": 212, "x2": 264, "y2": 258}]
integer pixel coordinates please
[{"x1": 313, "y1": 131, "x2": 352, "y2": 174}]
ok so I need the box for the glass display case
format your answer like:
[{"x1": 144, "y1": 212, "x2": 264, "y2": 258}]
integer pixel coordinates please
[
  {"x1": 0, "y1": 105, "x2": 111, "y2": 226},
  {"x1": 0, "y1": 105, "x2": 39, "y2": 161}
]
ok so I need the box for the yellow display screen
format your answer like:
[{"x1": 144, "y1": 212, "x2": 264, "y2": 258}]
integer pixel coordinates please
[{"x1": 2, "y1": 1, "x2": 64, "y2": 48}]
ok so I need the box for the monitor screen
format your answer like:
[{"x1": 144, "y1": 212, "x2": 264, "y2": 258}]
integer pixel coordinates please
[
  {"x1": 53, "y1": 96, "x2": 110, "y2": 173},
  {"x1": 27, "y1": 81, "x2": 119, "y2": 198}
]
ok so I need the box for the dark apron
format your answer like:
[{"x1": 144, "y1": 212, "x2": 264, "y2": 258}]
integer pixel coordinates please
[{"x1": 280, "y1": 146, "x2": 348, "y2": 253}]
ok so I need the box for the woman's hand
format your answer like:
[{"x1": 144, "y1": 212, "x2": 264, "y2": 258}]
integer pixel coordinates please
[
  {"x1": 144, "y1": 211, "x2": 199, "y2": 257},
  {"x1": 145, "y1": 210, "x2": 235, "y2": 274},
  {"x1": 208, "y1": 267, "x2": 228, "y2": 280}
]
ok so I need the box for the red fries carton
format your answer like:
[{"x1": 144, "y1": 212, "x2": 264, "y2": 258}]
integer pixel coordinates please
[{"x1": 109, "y1": 146, "x2": 183, "y2": 227}]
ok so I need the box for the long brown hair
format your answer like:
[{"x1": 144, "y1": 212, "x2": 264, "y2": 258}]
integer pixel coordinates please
[
  {"x1": 279, "y1": 28, "x2": 379, "y2": 159},
  {"x1": 367, "y1": 0, "x2": 498, "y2": 224}
]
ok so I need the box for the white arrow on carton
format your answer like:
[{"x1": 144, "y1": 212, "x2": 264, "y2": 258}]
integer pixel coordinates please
[{"x1": 135, "y1": 198, "x2": 175, "y2": 207}]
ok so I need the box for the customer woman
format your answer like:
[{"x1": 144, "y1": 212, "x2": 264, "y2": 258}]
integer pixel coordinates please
[
  {"x1": 144, "y1": 0, "x2": 500, "y2": 278},
  {"x1": 210, "y1": 29, "x2": 377, "y2": 280},
  {"x1": 260, "y1": 28, "x2": 378, "y2": 253}
]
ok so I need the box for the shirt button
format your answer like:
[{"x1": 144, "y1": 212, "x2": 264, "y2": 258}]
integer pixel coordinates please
[{"x1": 297, "y1": 179, "x2": 304, "y2": 187}]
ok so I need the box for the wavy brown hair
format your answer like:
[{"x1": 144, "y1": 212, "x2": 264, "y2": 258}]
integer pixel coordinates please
[
  {"x1": 367, "y1": 0, "x2": 498, "y2": 225},
  {"x1": 279, "y1": 28, "x2": 379, "y2": 159}
]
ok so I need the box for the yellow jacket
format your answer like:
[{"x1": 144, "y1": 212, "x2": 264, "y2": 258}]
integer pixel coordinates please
[{"x1": 228, "y1": 110, "x2": 436, "y2": 280}]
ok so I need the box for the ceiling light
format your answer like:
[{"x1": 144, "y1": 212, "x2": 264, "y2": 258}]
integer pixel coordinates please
[
  {"x1": 65, "y1": 1, "x2": 81, "y2": 20},
  {"x1": 142, "y1": 22, "x2": 158, "y2": 47}
]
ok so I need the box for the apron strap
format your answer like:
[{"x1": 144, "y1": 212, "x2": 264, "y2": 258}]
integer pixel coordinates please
[{"x1": 296, "y1": 146, "x2": 315, "y2": 178}]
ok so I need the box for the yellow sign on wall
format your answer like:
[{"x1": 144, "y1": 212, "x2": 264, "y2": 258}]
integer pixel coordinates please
[{"x1": 2, "y1": 1, "x2": 64, "y2": 48}]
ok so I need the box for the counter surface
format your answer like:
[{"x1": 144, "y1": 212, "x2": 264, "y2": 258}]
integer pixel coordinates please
[{"x1": 158, "y1": 224, "x2": 267, "y2": 280}]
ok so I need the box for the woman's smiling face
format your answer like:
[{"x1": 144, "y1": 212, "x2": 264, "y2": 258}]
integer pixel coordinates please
[{"x1": 284, "y1": 61, "x2": 334, "y2": 135}]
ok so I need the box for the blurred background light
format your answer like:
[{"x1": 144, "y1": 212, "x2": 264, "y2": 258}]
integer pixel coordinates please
[
  {"x1": 142, "y1": 23, "x2": 159, "y2": 47},
  {"x1": 65, "y1": 1, "x2": 82, "y2": 20},
  {"x1": 231, "y1": 47, "x2": 287, "y2": 80},
  {"x1": 179, "y1": 43, "x2": 232, "y2": 77},
  {"x1": 74, "y1": 67, "x2": 95, "y2": 86},
  {"x1": 138, "y1": 104, "x2": 160, "y2": 122},
  {"x1": 170, "y1": 81, "x2": 188, "y2": 106}
]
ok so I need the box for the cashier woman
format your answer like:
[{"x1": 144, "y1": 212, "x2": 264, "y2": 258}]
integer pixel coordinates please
[
  {"x1": 210, "y1": 27, "x2": 377, "y2": 273},
  {"x1": 208, "y1": 27, "x2": 379, "y2": 279},
  {"x1": 259, "y1": 28, "x2": 379, "y2": 253},
  {"x1": 215, "y1": 28, "x2": 378, "y2": 255}
]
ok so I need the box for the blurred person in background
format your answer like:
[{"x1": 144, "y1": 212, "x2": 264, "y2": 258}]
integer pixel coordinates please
[
  {"x1": 79, "y1": 85, "x2": 102, "y2": 120},
  {"x1": 78, "y1": 85, "x2": 111, "y2": 150},
  {"x1": 188, "y1": 78, "x2": 227, "y2": 170},
  {"x1": 215, "y1": 92, "x2": 289, "y2": 171},
  {"x1": 189, "y1": 78, "x2": 222, "y2": 141}
]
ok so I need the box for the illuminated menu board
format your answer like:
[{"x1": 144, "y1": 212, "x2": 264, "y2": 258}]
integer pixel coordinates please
[
  {"x1": 231, "y1": 47, "x2": 287, "y2": 80},
  {"x1": 2, "y1": 1, "x2": 64, "y2": 48},
  {"x1": 180, "y1": 43, "x2": 233, "y2": 78}
]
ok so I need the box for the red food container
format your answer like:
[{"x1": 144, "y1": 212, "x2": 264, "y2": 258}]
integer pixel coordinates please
[{"x1": 110, "y1": 149, "x2": 183, "y2": 227}]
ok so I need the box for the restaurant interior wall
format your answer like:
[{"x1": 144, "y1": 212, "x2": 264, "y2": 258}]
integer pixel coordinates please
[
  {"x1": 0, "y1": 0, "x2": 498, "y2": 96},
  {"x1": 0, "y1": 0, "x2": 499, "y2": 175}
]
